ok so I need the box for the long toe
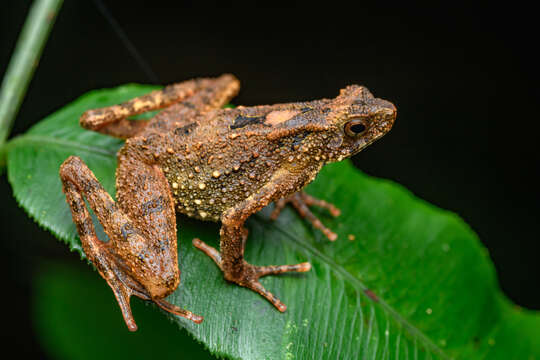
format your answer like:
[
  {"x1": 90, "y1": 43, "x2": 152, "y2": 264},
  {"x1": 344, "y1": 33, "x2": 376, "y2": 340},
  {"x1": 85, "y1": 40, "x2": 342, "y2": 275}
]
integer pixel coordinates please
[
  {"x1": 192, "y1": 238, "x2": 222, "y2": 267},
  {"x1": 255, "y1": 262, "x2": 311, "y2": 277},
  {"x1": 154, "y1": 298, "x2": 203, "y2": 324},
  {"x1": 248, "y1": 280, "x2": 287, "y2": 312}
]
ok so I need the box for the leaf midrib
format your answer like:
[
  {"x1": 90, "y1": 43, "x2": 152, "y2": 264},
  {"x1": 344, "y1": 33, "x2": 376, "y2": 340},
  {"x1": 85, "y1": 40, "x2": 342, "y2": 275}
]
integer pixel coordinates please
[{"x1": 258, "y1": 216, "x2": 451, "y2": 359}]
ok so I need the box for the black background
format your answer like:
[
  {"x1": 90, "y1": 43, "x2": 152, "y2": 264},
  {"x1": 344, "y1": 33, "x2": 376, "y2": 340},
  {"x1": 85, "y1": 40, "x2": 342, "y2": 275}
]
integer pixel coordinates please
[{"x1": 1, "y1": 1, "x2": 538, "y2": 358}]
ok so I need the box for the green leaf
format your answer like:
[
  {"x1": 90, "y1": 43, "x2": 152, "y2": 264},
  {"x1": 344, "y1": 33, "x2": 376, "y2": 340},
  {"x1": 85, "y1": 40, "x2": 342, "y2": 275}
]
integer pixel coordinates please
[
  {"x1": 33, "y1": 260, "x2": 214, "y2": 360},
  {"x1": 6, "y1": 85, "x2": 540, "y2": 359}
]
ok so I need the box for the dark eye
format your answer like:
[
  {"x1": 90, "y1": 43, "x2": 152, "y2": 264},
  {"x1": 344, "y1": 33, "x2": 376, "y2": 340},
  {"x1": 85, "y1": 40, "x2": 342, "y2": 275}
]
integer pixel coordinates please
[{"x1": 344, "y1": 120, "x2": 368, "y2": 137}]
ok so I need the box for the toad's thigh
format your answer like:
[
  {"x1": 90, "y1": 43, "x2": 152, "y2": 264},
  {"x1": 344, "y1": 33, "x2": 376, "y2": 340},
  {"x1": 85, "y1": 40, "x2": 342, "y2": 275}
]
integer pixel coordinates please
[{"x1": 115, "y1": 155, "x2": 176, "y2": 242}]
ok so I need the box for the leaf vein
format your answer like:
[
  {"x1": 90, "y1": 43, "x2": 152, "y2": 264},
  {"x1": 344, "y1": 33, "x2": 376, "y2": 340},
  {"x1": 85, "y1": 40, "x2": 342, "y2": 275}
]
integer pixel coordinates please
[
  {"x1": 7, "y1": 134, "x2": 119, "y2": 158},
  {"x1": 261, "y1": 218, "x2": 451, "y2": 360}
]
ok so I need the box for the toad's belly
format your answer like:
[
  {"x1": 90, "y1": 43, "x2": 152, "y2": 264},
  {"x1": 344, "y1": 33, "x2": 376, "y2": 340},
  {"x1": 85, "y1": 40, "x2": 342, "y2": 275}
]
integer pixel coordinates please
[{"x1": 162, "y1": 161, "x2": 275, "y2": 222}]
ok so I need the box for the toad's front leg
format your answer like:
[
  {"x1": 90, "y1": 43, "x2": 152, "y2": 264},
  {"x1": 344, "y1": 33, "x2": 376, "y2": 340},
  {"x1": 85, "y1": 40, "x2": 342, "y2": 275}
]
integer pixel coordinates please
[
  {"x1": 270, "y1": 191, "x2": 341, "y2": 241},
  {"x1": 193, "y1": 224, "x2": 310, "y2": 312},
  {"x1": 193, "y1": 171, "x2": 311, "y2": 312}
]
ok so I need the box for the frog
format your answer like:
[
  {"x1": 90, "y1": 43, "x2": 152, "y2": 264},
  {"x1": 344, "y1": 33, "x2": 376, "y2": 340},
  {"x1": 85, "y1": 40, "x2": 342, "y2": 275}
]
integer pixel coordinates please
[{"x1": 59, "y1": 74, "x2": 396, "y2": 331}]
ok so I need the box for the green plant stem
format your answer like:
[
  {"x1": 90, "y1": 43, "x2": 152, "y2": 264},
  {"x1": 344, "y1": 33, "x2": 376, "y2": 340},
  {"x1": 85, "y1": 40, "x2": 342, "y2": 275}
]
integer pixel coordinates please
[{"x1": 0, "y1": 0, "x2": 63, "y2": 160}]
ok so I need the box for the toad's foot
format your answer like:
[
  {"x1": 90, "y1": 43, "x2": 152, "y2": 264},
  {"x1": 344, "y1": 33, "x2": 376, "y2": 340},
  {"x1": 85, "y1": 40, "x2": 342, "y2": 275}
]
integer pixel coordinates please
[
  {"x1": 83, "y1": 239, "x2": 203, "y2": 330},
  {"x1": 192, "y1": 238, "x2": 311, "y2": 312},
  {"x1": 270, "y1": 191, "x2": 341, "y2": 241},
  {"x1": 99, "y1": 250, "x2": 203, "y2": 331}
]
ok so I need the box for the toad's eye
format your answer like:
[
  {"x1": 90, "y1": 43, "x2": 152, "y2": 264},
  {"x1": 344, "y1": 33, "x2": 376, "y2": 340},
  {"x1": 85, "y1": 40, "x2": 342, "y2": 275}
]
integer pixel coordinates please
[{"x1": 344, "y1": 119, "x2": 368, "y2": 137}]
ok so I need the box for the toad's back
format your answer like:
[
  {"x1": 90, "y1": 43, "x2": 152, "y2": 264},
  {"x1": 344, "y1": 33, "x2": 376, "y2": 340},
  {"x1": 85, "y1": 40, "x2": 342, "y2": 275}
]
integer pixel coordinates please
[{"x1": 150, "y1": 103, "x2": 328, "y2": 221}]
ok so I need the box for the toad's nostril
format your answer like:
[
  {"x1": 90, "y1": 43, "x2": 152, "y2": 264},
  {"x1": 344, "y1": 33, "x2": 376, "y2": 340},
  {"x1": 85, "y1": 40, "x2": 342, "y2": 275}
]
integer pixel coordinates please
[{"x1": 380, "y1": 102, "x2": 397, "y2": 124}]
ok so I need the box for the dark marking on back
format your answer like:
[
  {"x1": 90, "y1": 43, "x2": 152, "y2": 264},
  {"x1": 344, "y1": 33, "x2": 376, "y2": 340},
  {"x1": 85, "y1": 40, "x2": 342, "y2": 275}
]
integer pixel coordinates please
[
  {"x1": 174, "y1": 122, "x2": 198, "y2": 136},
  {"x1": 231, "y1": 115, "x2": 268, "y2": 129}
]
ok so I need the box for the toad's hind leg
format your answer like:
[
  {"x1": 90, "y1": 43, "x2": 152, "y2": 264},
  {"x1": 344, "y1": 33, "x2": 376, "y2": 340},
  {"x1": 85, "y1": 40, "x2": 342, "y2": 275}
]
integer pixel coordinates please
[
  {"x1": 80, "y1": 74, "x2": 239, "y2": 138},
  {"x1": 60, "y1": 155, "x2": 202, "y2": 331},
  {"x1": 193, "y1": 172, "x2": 311, "y2": 312}
]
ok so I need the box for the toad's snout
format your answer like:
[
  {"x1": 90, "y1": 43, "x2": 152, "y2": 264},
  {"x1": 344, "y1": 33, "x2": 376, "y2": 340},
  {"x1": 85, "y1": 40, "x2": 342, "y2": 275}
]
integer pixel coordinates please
[{"x1": 373, "y1": 99, "x2": 397, "y2": 135}]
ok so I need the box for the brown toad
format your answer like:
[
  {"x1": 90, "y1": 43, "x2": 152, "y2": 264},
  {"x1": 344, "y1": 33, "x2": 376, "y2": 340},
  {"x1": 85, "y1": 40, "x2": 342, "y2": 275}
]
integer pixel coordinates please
[{"x1": 59, "y1": 74, "x2": 396, "y2": 331}]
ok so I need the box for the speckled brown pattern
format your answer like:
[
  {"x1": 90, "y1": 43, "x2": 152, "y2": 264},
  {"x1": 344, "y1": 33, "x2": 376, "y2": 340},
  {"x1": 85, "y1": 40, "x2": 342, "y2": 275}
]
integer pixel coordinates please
[{"x1": 59, "y1": 74, "x2": 396, "y2": 331}]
